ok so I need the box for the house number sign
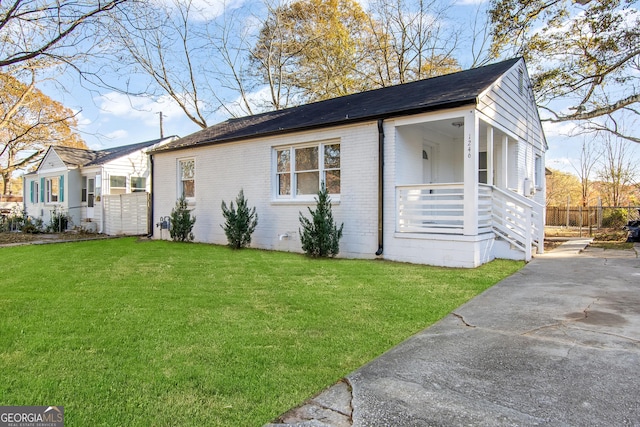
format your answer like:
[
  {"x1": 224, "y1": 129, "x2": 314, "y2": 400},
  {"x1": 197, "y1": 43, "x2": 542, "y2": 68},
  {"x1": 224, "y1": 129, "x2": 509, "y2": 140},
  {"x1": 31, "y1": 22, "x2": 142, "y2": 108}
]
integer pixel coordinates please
[{"x1": 467, "y1": 135, "x2": 472, "y2": 158}]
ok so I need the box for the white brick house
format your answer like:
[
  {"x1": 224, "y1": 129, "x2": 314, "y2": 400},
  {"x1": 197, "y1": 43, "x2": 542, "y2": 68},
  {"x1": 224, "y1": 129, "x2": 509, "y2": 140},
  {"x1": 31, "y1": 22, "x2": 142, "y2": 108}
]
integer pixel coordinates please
[{"x1": 151, "y1": 58, "x2": 546, "y2": 267}]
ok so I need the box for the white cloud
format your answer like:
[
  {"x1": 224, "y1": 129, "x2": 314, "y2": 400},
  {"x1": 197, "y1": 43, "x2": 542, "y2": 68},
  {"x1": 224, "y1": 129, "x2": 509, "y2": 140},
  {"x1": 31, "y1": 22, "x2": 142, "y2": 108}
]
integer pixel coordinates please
[
  {"x1": 542, "y1": 121, "x2": 581, "y2": 138},
  {"x1": 96, "y1": 92, "x2": 190, "y2": 128},
  {"x1": 455, "y1": 0, "x2": 488, "y2": 5},
  {"x1": 105, "y1": 129, "x2": 129, "y2": 140},
  {"x1": 150, "y1": 0, "x2": 248, "y2": 22}
]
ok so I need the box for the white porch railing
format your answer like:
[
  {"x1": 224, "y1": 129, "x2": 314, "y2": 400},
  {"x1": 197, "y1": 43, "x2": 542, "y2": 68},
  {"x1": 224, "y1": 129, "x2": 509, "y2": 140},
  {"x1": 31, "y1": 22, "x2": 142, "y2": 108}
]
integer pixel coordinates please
[
  {"x1": 490, "y1": 185, "x2": 544, "y2": 259},
  {"x1": 396, "y1": 183, "x2": 544, "y2": 260},
  {"x1": 396, "y1": 183, "x2": 465, "y2": 234}
]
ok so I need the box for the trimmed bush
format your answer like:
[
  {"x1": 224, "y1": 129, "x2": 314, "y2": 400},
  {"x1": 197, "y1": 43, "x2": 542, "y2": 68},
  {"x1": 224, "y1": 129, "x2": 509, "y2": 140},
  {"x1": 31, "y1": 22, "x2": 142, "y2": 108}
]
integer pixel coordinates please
[
  {"x1": 221, "y1": 189, "x2": 258, "y2": 249},
  {"x1": 299, "y1": 182, "x2": 344, "y2": 257},
  {"x1": 170, "y1": 195, "x2": 196, "y2": 242}
]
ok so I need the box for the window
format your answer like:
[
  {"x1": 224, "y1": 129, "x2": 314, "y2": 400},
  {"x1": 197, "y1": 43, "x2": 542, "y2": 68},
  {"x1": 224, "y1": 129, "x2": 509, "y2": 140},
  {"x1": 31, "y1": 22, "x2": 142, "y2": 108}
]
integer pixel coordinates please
[
  {"x1": 31, "y1": 181, "x2": 39, "y2": 204},
  {"x1": 46, "y1": 177, "x2": 59, "y2": 203},
  {"x1": 534, "y1": 155, "x2": 543, "y2": 188},
  {"x1": 109, "y1": 175, "x2": 126, "y2": 195},
  {"x1": 179, "y1": 159, "x2": 195, "y2": 198},
  {"x1": 275, "y1": 142, "x2": 340, "y2": 198},
  {"x1": 87, "y1": 178, "x2": 95, "y2": 208},
  {"x1": 478, "y1": 152, "x2": 488, "y2": 184},
  {"x1": 131, "y1": 177, "x2": 146, "y2": 192},
  {"x1": 82, "y1": 179, "x2": 87, "y2": 202},
  {"x1": 82, "y1": 177, "x2": 96, "y2": 204}
]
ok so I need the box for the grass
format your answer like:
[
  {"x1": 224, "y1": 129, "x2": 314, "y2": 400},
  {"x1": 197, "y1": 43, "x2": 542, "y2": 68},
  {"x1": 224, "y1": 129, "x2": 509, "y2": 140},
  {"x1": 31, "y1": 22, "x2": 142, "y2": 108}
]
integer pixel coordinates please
[
  {"x1": 0, "y1": 238, "x2": 523, "y2": 426},
  {"x1": 589, "y1": 241, "x2": 635, "y2": 250}
]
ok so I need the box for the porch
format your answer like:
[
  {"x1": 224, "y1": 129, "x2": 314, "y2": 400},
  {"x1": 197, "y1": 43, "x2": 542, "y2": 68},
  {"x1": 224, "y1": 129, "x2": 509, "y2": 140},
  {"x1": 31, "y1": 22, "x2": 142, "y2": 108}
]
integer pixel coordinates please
[
  {"x1": 396, "y1": 183, "x2": 544, "y2": 261},
  {"x1": 390, "y1": 108, "x2": 545, "y2": 262}
]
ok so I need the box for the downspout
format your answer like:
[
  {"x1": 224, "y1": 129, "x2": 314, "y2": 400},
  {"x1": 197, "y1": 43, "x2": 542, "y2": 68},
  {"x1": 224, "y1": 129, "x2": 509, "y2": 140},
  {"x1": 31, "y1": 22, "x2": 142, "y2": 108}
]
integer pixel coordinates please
[
  {"x1": 148, "y1": 154, "x2": 154, "y2": 237},
  {"x1": 376, "y1": 119, "x2": 385, "y2": 256}
]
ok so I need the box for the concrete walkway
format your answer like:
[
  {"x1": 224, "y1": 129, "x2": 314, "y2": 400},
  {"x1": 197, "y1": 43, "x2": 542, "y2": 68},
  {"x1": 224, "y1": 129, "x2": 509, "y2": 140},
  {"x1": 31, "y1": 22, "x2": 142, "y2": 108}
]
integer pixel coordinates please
[{"x1": 267, "y1": 240, "x2": 640, "y2": 426}]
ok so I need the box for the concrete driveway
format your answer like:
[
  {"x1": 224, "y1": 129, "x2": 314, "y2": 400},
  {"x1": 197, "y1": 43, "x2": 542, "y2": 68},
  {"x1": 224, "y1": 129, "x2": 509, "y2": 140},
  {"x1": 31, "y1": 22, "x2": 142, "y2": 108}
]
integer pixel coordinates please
[{"x1": 268, "y1": 241, "x2": 640, "y2": 426}]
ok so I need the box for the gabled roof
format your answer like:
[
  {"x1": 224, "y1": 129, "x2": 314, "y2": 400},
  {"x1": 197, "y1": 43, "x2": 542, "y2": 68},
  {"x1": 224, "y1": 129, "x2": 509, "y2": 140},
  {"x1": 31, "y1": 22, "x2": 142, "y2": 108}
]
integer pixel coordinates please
[
  {"x1": 42, "y1": 137, "x2": 176, "y2": 169},
  {"x1": 153, "y1": 58, "x2": 522, "y2": 154}
]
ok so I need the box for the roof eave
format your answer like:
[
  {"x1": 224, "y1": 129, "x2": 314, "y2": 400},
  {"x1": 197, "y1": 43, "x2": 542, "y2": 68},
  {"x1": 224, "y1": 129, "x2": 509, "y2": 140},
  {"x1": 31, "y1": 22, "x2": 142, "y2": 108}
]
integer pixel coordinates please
[{"x1": 150, "y1": 98, "x2": 477, "y2": 155}]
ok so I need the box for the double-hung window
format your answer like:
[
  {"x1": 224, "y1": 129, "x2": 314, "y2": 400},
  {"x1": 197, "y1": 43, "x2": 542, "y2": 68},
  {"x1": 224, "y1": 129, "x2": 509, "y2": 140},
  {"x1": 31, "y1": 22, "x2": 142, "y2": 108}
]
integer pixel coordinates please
[
  {"x1": 46, "y1": 177, "x2": 59, "y2": 203},
  {"x1": 275, "y1": 142, "x2": 340, "y2": 199},
  {"x1": 179, "y1": 159, "x2": 195, "y2": 199}
]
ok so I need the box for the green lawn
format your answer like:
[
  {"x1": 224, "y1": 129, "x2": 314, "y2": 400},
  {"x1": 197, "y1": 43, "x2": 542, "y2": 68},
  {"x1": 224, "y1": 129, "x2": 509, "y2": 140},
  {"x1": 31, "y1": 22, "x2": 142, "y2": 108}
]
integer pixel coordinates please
[{"x1": 0, "y1": 238, "x2": 523, "y2": 426}]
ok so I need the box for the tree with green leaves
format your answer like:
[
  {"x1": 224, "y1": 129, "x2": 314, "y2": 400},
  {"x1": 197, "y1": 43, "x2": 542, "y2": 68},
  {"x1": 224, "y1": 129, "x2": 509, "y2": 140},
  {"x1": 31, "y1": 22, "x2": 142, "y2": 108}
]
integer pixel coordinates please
[
  {"x1": 299, "y1": 182, "x2": 344, "y2": 257},
  {"x1": 221, "y1": 189, "x2": 258, "y2": 249},
  {"x1": 489, "y1": 0, "x2": 640, "y2": 143}
]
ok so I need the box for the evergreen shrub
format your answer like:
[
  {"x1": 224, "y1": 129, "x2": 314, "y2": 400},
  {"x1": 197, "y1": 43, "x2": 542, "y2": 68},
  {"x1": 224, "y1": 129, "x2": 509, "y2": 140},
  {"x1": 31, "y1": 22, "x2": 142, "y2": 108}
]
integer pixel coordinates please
[{"x1": 221, "y1": 189, "x2": 258, "y2": 249}]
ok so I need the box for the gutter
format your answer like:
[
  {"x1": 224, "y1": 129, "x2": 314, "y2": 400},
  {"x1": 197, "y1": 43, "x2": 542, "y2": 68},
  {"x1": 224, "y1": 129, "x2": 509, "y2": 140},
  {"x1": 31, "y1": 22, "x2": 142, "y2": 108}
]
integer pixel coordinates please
[
  {"x1": 376, "y1": 119, "x2": 384, "y2": 256},
  {"x1": 148, "y1": 154, "x2": 154, "y2": 237}
]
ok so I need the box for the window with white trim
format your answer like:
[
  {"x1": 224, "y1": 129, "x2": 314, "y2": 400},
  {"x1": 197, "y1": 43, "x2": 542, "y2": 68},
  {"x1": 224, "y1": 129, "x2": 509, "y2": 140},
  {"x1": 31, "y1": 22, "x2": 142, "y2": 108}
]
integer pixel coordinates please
[
  {"x1": 110, "y1": 175, "x2": 126, "y2": 195},
  {"x1": 275, "y1": 142, "x2": 340, "y2": 198},
  {"x1": 32, "y1": 181, "x2": 39, "y2": 204},
  {"x1": 179, "y1": 159, "x2": 195, "y2": 199},
  {"x1": 46, "y1": 177, "x2": 59, "y2": 203},
  {"x1": 534, "y1": 155, "x2": 543, "y2": 188},
  {"x1": 131, "y1": 177, "x2": 146, "y2": 192}
]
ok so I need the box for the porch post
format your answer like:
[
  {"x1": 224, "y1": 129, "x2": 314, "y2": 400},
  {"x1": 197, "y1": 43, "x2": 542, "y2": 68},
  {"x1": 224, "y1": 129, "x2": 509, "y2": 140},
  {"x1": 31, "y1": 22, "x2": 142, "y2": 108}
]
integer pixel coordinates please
[
  {"x1": 486, "y1": 125, "x2": 494, "y2": 186},
  {"x1": 501, "y1": 135, "x2": 508, "y2": 189},
  {"x1": 463, "y1": 109, "x2": 479, "y2": 236}
]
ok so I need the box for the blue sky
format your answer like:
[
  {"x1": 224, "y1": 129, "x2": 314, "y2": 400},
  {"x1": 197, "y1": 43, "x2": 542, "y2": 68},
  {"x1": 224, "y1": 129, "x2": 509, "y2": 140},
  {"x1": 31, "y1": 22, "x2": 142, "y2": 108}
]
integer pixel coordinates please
[{"x1": 36, "y1": 0, "x2": 638, "y2": 175}]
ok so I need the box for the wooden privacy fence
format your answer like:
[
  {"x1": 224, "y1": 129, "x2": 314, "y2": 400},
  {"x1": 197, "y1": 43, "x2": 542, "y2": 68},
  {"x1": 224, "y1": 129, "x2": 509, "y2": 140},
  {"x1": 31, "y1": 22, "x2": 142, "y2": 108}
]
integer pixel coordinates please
[
  {"x1": 103, "y1": 192, "x2": 150, "y2": 235},
  {"x1": 546, "y1": 205, "x2": 640, "y2": 228}
]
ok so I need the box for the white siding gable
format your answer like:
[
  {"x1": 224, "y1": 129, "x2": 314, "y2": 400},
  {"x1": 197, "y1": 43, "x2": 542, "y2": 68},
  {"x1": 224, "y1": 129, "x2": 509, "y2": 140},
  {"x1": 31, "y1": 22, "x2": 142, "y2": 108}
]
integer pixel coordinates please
[{"x1": 37, "y1": 148, "x2": 67, "y2": 173}]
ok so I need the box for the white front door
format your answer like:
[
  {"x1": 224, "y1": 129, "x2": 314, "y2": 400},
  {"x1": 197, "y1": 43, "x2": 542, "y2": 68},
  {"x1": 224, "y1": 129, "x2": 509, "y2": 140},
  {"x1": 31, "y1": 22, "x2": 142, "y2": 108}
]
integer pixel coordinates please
[
  {"x1": 86, "y1": 178, "x2": 95, "y2": 219},
  {"x1": 422, "y1": 146, "x2": 432, "y2": 183}
]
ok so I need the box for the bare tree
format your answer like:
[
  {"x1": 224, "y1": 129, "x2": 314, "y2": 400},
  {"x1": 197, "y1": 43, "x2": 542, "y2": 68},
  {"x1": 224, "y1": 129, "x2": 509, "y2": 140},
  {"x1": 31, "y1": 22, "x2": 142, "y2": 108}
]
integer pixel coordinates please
[
  {"x1": 365, "y1": 0, "x2": 462, "y2": 86},
  {"x1": 596, "y1": 135, "x2": 639, "y2": 206},
  {"x1": 570, "y1": 139, "x2": 602, "y2": 207},
  {"x1": 106, "y1": 0, "x2": 262, "y2": 128},
  {"x1": 489, "y1": 0, "x2": 640, "y2": 144},
  {"x1": 0, "y1": 0, "x2": 129, "y2": 69}
]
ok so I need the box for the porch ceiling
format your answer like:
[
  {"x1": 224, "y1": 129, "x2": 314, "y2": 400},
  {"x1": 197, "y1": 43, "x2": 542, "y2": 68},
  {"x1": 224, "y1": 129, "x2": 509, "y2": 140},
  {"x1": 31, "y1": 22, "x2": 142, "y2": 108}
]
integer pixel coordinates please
[{"x1": 403, "y1": 119, "x2": 506, "y2": 147}]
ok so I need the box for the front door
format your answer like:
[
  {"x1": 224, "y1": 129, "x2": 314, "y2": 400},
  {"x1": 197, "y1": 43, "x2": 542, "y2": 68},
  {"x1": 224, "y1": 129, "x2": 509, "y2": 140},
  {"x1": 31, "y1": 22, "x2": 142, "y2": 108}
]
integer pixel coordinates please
[
  {"x1": 86, "y1": 178, "x2": 95, "y2": 219},
  {"x1": 422, "y1": 146, "x2": 432, "y2": 183}
]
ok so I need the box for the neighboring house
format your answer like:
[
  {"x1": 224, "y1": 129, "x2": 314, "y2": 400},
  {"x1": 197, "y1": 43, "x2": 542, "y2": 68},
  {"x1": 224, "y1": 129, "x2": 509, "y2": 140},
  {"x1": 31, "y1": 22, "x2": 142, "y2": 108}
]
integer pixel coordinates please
[
  {"x1": 150, "y1": 58, "x2": 546, "y2": 267},
  {"x1": 23, "y1": 136, "x2": 177, "y2": 234}
]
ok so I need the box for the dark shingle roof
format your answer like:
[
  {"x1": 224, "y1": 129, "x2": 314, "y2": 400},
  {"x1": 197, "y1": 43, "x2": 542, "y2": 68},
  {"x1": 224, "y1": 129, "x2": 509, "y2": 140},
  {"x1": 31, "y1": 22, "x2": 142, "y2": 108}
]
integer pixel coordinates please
[
  {"x1": 53, "y1": 146, "x2": 101, "y2": 167},
  {"x1": 48, "y1": 137, "x2": 173, "y2": 168},
  {"x1": 153, "y1": 58, "x2": 521, "y2": 153}
]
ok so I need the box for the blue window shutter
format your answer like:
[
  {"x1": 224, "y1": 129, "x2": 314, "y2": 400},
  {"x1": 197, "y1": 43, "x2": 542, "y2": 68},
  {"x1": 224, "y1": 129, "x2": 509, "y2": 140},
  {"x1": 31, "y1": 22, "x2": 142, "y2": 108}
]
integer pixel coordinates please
[
  {"x1": 30, "y1": 181, "x2": 34, "y2": 203},
  {"x1": 41, "y1": 178, "x2": 45, "y2": 202},
  {"x1": 60, "y1": 175, "x2": 64, "y2": 202}
]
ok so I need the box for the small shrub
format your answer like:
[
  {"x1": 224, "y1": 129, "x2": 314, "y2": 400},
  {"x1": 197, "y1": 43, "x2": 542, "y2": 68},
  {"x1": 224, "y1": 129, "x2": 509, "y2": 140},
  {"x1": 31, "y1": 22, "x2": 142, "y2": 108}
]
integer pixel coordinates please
[
  {"x1": 47, "y1": 207, "x2": 71, "y2": 232},
  {"x1": 170, "y1": 195, "x2": 196, "y2": 242},
  {"x1": 299, "y1": 182, "x2": 344, "y2": 257},
  {"x1": 1, "y1": 208, "x2": 24, "y2": 232},
  {"x1": 22, "y1": 217, "x2": 43, "y2": 234},
  {"x1": 602, "y1": 209, "x2": 627, "y2": 228},
  {"x1": 221, "y1": 189, "x2": 258, "y2": 249}
]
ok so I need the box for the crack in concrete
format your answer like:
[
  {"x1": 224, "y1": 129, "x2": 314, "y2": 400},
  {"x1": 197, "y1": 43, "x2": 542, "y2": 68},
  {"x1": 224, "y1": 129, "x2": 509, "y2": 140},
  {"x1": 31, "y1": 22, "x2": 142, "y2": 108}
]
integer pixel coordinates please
[
  {"x1": 452, "y1": 312, "x2": 476, "y2": 328},
  {"x1": 267, "y1": 378, "x2": 353, "y2": 426},
  {"x1": 583, "y1": 297, "x2": 601, "y2": 319},
  {"x1": 312, "y1": 378, "x2": 353, "y2": 421}
]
